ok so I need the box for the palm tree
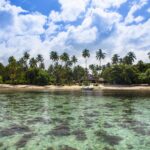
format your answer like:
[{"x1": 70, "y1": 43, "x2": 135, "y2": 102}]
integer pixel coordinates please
[
  {"x1": 119, "y1": 58, "x2": 123, "y2": 64},
  {"x1": 39, "y1": 62, "x2": 45, "y2": 69},
  {"x1": 29, "y1": 57, "x2": 37, "y2": 68},
  {"x1": 89, "y1": 64, "x2": 95, "y2": 73},
  {"x1": 23, "y1": 52, "x2": 30, "y2": 61},
  {"x1": 36, "y1": 54, "x2": 44, "y2": 68},
  {"x1": 96, "y1": 49, "x2": 106, "y2": 69},
  {"x1": 148, "y1": 52, "x2": 150, "y2": 60},
  {"x1": 112, "y1": 54, "x2": 119, "y2": 64},
  {"x1": 36, "y1": 54, "x2": 44, "y2": 63},
  {"x1": 71, "y1": 55, "x2": 77, "y2": 68},
  {"x1": 60, "y1": 52, "x2": 69, "y2": 66},
  {"x1": 50, "y1": 51, "x2": 59, "y2": 65},
  {"x1": 21, "y1": 51, "x2": 30, "y2": 69},
  {"x1": 8, "y1": 56, "x2": 17, "y2": 83},
  {"x1": 82, "y1": 49, "x2": 90, "y2": 69},
  {"x1": 123, "y1": 51, "x2": 136, "y2": 65}
]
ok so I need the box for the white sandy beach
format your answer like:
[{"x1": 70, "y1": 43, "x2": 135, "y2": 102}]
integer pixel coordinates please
[{"x1": 0, "y1": 84, "x2": 150, "y2": 92}]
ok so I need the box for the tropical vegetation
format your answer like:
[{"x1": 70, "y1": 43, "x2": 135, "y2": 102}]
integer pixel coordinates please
[{"x1": 0, "y1": 50, "x2": 149, "y2": 85}]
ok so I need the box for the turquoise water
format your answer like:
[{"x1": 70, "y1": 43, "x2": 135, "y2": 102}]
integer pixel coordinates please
[{"x1": 0, "y1": 91, "x2": 150, "y2": 150}]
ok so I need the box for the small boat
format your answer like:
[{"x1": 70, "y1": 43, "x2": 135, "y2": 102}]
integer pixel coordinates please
[{"x1": 82, "y1": 85, "x2": 94, "y2": 91}]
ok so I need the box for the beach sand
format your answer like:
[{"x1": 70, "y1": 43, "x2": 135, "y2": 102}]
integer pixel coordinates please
[{"x1": 0, "y1": 84, "x2": 150, "y2": 92}]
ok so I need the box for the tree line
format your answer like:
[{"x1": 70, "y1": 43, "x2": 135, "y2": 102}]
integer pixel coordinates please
[{"x1": 0, "y1": 50, "x2": 149, "y2": 85}]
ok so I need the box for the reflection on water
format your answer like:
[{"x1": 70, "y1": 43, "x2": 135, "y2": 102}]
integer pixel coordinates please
[{"x1": 0, "y1": 91, "x2": 150, "y2": 150}]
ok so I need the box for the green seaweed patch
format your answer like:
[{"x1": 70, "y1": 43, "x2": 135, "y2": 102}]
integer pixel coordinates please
[
  {"x1": 59, "y1": 111, "x2": 69, "y2": 115},
  {"x1": 0, "y1": 124, "x2": 31, "y2": 137},
  {"x1": 84, "y1": 111, "x2": 99, "y2": 118},
  {"x1": 59, "y1": 145, "x2": 78, "y2": 150},
  {"x1": 72, "y1": 129, "x2": 87, "y2": 141},
  {"x1": 66, "y1": 116, "x2": 75, "y2": 121},
  {"x1": 131, "y1": 126, "x2": 149, "y2": 136},
  {"x1": 55, "y1": 105, "x2": 63, "y2": 108},
  {"x1": 15, "y1": 133, "x2": 35, "y2": 149},
  {"x1": 119, "y1": 118, "x2": 149, "y2": 128},
  {"x1": 103, "y1": 103, "x2": 116, "y2": 108},
  {"x1": 47, "y1": 122, "x2": 70, "y2": 136},
  {"x1": 103, "y1": 122, "x2": 113, "y2": 128},
  {"x1": 0, "y1": 142, "x2": 3, "y2": 147},
  {"x1": 83, "y1": 106, "x2": 94, "y2": 110},
  {"x1": 51, "y1": 118, "x2": 65, "y2": 123},
  {"x1": 27, "y1": 117, "x2": 51, "y2": 124},
  {"x1": 103, "y1": 146, "x2": 116, "y2": 150},
  {"x1": 84, "y1": 118, "x2": 93, "y2": 128},
  {"x1": 127, "y1": 144, "x2": 134, "y2": 149},
  {"x1": 47, "y1": 147, "x2": 55, "y2": 150},
  {"x1": 63, "y1": 102, "x2": 69, "y2": 105},
  {"x1": 95, "y1": 130, "x2": 123, "y2": 146}
]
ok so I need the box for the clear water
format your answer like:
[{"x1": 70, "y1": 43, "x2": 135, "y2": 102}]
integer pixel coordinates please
[{"x1": 0, "y1": 91, "x2": 150, "y2": 150}]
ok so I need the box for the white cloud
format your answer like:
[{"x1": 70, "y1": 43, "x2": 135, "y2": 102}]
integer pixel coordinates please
[
  {"x1": 125, "y1": 0, "x2": 148, "y2": 24},
  {"x1": 49, "y1": 0, "x2": 90, "y2": 22},
  {"x1": 0, "y1": 0, "x2": 150, "y2": 68},
  {"x1": 15, "y1": 13, "x2": 46, "y2": 35},
  {"x1": 91, "y1": 0, "x2": 128, "y2": 9}
]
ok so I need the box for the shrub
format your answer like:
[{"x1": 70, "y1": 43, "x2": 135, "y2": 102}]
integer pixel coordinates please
[{"x1": 0, "y1": 76, "x2": 3, "y2": 84}]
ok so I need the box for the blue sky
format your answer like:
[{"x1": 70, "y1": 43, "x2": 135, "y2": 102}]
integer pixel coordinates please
[
  {"x1": 10, "y1": 0, "x2": 61, "y2": 15},
  {"x1": 0, "y1": 0, "x2": 150, "y2": 66}
]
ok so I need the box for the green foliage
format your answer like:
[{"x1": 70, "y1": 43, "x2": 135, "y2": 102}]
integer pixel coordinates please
[
  {"x1": 145, "y1": 69, "x2": 150, "y2": 84},
  {"x1": 0, "y1": 51, "x2": 149, "y2": 86},
  {"x1": 35, "y1": 70, "x2": 49, "y2": 85},
  {"x1": 26, "y1": 68, "x2": 49, "y2": 85},
  {"x1": 0, "y1": 76, "x2": 3, "y2": 84},
  {"x1": 102, "y1": 65, "x2": 139, "y2": 84}
]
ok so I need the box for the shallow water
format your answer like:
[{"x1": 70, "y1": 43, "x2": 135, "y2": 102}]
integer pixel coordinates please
[{"x1": 0, "y1": 91, "x2": 150, "y2": 150}]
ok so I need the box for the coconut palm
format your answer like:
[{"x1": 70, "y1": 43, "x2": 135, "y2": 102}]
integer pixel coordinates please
[
  {"x1": 148, "y1": 52, "x2": 150, "y2": 60},
  {"x1": 23, "y1": 51, "x2": 30, "y2": 61},
  {"x1": 60, "y1": 52, "x2": 69, "y2": 66},
  {"x1": 82, "y1": 49, "x2": 90, "y2": 69},
  {"x1": 39, "y1": 62, "x2": 45, "y2": 69},
  {"x1": 96, "y1": 49, "x2": 106, "y2": 69},
  {"x1": 20, "y1": 51, "x2": 30, "y2": 69},
  {"x1": 112, "y1": 54, "x2": 119, "y2": 64},
  {"x1": 29, "y1": 57, "x2": 37, "y2": 68},
  {"x1": 50, "y1": 51, "x2": 59, "y2": 65},
  {"x1": 36, "y1": 54, "x2": 44, "y2": 69},
  {"x1": 123, "y1": 51, "x2": 136, "y2": 65},
  {"x1": 36, "y1": 54, "x2": 44, "y2": 63},
  {"x1": 71, "y1": 55, "x2": 78, "y2": 68}
]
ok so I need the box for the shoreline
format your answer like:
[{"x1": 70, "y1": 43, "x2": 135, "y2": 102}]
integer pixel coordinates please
[{"x1": 0, "y1": 84, "x2": 150, "y2": 92}]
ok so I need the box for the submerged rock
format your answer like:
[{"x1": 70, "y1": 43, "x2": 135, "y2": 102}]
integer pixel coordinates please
[
  {"x1": 0, "y1": 124, "x2": 31, "y2": 137},
  {"x1": 103, "y1": 103, "x2": 116, "y2": 108},
  {"x1": 95, "y1": 130, "x2": 123, "y2": 146},
  {"x1": 72, "y1": 129, "x2": 87, "y2": 141},
  {"x1": 51, "y1": 118, "x2": 64, "y2": 123},
  {"x1": 48, "y1": 122, "x2": 70, "y2": 136},
  {"x1": 84, "y1": 118, "x2": 93, "y2": 128},
  {"x1": 55, "y1": 105, "x2": 63, "y2": 108},
  {"x1": 103, "y1": 122, "x2": 113, "y2": 128},
  {"x1": 47, "y1": 147, "x2": 55, "y2": 150},
  {"x1": 103, "y1": 147, "x2": 116, "y2": 150},
  {"x1": 131, "y1": 127, "x2": 147, "y2": 135},
  {"x1": 59, "y1": 111, "x2": 68, "y2": 115},
  {"x1": 27, "y1": 117, "x2": 51, "y2": 124},
  {"x1": 59, "y1": 145, "x2": 78, "y2": 150},
  {"x1": 84, "y1": 112, "x2": 99, "y2": 118},
  {"x1": 66, "y1": 116, "x2": 75, "y2": 120},
  {"x1": 15, "y1": 133, "x2": 35, "y2": 148},
  {"x1": 0, "y1": 142, "x2": 3, "y2": 147}
]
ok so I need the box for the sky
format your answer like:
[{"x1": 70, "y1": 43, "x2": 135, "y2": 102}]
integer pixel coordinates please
[{"x1": 0, "y1": 0, "x2": 150, "y2": 66}]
